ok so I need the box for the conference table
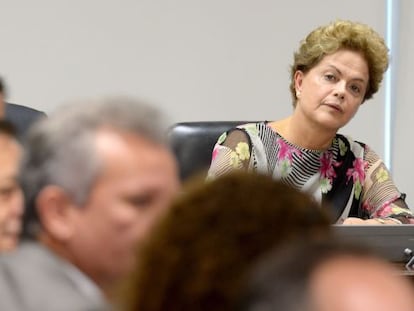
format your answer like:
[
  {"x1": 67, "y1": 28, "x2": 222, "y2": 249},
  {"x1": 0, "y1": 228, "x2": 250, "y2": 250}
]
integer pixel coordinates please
[{"x1": 333, "y1": 224, "x2": 414, "y2": 282}]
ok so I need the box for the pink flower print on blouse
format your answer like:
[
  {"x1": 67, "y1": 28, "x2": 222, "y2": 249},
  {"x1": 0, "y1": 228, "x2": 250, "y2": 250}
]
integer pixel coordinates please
[
  {"x1": 211, "y1": 146, "x2": 220, "y2": 161},
  {"x1": 276, "y1": 138, "x2": 302, "y2": 177},
  {"x1": 372, "y1": 194, "x2": 414, "y2": 219},
  {"x1": 373, "y1": 202, "x2": 393, "y2": 218},
  {"x1": 346, "y1": 157, "x2": 368, "y2": 200},
  {"x1": 319, "y1": 151, "x2": 341, "y2": 193},
  {"x1": 212, "y1": 132, "x2": 228, "y2": 161},
  {"x1": 362, "y1": 200, "x2": 375, "y2": 214}
]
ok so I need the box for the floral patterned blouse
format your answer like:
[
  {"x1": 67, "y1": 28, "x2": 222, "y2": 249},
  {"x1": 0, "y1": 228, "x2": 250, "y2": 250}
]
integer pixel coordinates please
[{"x1": 207, "y1": 122, "x2": 414, "y2": 224}]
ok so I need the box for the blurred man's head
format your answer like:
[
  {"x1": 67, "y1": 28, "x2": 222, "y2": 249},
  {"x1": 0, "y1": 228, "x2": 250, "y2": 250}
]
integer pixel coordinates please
[
  {"x1": 21, "y1": 96, "x2": 180, "y2": 292},
  {"x1": 241, "y1": 239, "x2": 414, "y2": 311},
  {"x1": 309, "y1": 251, "x2": 414, "y2": 311},
  {"x1": 0, "y1": 120, "x2": 23, "y2": 251}
]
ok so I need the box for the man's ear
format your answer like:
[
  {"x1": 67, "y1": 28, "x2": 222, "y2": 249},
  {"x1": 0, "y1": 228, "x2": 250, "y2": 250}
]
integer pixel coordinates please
[{"x1": 35, "y1": 185, "x2": 77, "y2": 242}]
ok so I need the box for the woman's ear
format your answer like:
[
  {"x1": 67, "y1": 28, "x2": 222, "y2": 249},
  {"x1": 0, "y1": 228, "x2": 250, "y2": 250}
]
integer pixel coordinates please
[
  {"x1": 294, "y1": 70, "x2": 304, "y2": 94},
  {"x1": 35, "y1": 185, "x2": 77, "y2": 242}
]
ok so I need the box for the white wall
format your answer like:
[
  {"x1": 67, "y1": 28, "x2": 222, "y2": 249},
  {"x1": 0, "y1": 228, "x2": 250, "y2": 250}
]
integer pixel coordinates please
[
  {"x1": 393, "y1": 0, "x2": 414, "y2": 207},
  {"x1": 3, "y1": 1, "x2": 409, "y2": 203}
]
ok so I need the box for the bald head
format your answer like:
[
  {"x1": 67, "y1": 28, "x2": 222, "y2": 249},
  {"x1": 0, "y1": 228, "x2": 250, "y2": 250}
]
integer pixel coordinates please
[
  {"x1": 240, "y1": 239, "x2": 414, "y2": 311},
  {"x1": 310, "y1": 255, "x2": 414, "y2": 311}
]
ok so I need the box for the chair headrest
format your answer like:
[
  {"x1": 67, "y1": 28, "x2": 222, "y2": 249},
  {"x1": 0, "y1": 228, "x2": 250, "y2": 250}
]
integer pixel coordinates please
[{"x1": 169, "y1": 121, "x2": 254, "y2": 180}]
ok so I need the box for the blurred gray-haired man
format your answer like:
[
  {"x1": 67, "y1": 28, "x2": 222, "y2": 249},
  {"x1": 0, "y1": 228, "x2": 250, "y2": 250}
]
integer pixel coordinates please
[{"x1": 0, "y1": 96, "x2": 180, "y2": 311}]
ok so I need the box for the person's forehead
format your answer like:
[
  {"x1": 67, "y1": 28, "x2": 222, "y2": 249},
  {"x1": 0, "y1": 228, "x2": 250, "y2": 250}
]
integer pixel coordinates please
[
  {"x1": 82, "y1": 131, "x2": 178, "y2": 207},
  {"x1": 318, "y1": 51, "x2": 368, "y2": 72},
  {"x1": 310, "y1": 256, "x2": 414, "y2": 311},
  {"x1": 314, "y1": 255, "x2": 390, "y2": 276},
  {"x1": 0, "y1": 135, "x2": 20, "y2": 157},
  {"x1": 93, "y1": 129, "x2": 175, "y2": 178},
  {"x1": 97, "y1": 128, "x2": 168, "y2": 155},
  {"x1": 0, "y1": 144, "x2": 20, "y2": 180}
]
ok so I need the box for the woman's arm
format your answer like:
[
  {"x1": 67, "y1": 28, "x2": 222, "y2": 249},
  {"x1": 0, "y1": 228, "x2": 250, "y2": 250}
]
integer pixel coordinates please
[
  {"x1": 358, "y1": 146, "x2": 414, "y2": 224},
  {"x1": 207, "y1": 129, "x2": 252, "y2": 179}
]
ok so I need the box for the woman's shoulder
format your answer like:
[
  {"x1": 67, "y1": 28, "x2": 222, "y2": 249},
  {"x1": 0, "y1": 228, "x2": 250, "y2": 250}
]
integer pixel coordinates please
[
  {"x1": 220, "y1": 122, "x2": 272, "y2": 148},
  {"x1": 234, "y1": 121, "x2": 271, "y2": 135},
  {"x1": 335, "y1": 133, "x2": 368, "y2": 157},
  {"x1": 336, "y1": 133, "x2": 367, "y2": 146}
]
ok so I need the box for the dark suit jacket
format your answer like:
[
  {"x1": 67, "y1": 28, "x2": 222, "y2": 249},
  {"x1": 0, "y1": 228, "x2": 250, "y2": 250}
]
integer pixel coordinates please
[{"x1": 5, "y1": 103, "x2": 46, "y2": 139}]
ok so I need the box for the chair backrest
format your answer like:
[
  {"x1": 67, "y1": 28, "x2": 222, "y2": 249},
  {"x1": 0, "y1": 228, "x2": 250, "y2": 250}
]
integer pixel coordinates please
[
  {"x1": 169, "y1": 121, "x2": 254, "y2": 181},
  {"x1": 5, "y1": 103, "x2": 46, "y2": 140}
]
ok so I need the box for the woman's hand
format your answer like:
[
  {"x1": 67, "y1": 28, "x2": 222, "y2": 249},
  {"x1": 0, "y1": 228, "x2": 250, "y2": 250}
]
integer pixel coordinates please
[{"x1": 343, "y1": 217, "x2": 401, "y2": 225}]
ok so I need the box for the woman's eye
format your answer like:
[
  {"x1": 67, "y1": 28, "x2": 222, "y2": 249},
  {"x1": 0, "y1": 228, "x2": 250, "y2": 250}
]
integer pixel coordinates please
[
  {"x1": 324, "y1": 74, "x2": 336, "y2": 81},
  {"x1": 350, "y1": 85, "x2": 361, "y2": 94}
]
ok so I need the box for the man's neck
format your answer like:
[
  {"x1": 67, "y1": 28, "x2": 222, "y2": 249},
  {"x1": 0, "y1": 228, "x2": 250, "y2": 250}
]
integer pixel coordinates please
[{"x1": 37, "y1": 233, "x2": 113, "y2": 299}]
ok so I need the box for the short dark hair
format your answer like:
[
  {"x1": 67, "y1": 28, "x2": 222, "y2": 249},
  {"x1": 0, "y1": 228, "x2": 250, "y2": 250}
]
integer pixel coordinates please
[{"x1": 289, "y1": 20, "x2": 389, "y2": 105}]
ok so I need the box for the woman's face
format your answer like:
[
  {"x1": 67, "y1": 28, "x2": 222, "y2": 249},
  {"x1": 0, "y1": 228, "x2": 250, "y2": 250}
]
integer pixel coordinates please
[{"x1": 294, "y1": 49, "x2": 369, "y2": 132}]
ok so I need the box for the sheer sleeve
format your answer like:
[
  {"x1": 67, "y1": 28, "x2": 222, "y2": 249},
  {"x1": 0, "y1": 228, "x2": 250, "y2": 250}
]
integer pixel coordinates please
[
  {"x1": 361, "y1": 146, "x2": 414, "y2": 223},
  {"x1": 207, "y1": 129, "x2": 252, "y2": 179}
]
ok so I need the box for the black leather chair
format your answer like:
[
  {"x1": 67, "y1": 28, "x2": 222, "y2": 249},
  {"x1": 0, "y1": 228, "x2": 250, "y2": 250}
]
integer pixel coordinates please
[
  {"x1": 169, "y1": 121, "x2": 254, "y2": 181},
  {"x1": 5, "y1": 103, "x2": 46, "y2": 140}
]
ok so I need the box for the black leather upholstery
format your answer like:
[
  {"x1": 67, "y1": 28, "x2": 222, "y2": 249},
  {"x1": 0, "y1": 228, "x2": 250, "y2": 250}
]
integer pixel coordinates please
[
  {"x1": 169, "y1": 121, "x2": 254, "y2": 181},
  {"x1": 5, "y1": 103, "x2": 46, "y2": 140}
]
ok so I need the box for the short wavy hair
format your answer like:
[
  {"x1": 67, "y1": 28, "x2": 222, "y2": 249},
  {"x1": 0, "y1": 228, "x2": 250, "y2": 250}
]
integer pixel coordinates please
[
  {"x1": 120, "y1": 172, "x2": 331, "y2": 311},
  {"x1": 290, "y1": 20, "x2": 389, "y2": 106}
]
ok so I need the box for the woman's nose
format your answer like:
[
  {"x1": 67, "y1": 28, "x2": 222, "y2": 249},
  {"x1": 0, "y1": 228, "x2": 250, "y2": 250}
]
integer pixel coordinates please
[
  {"x1": 334, "y1": 81, "x2": 346, "y2": 99},
  {"x1": 334, "y1": 92, "x2": 345, "y2": 100}
]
